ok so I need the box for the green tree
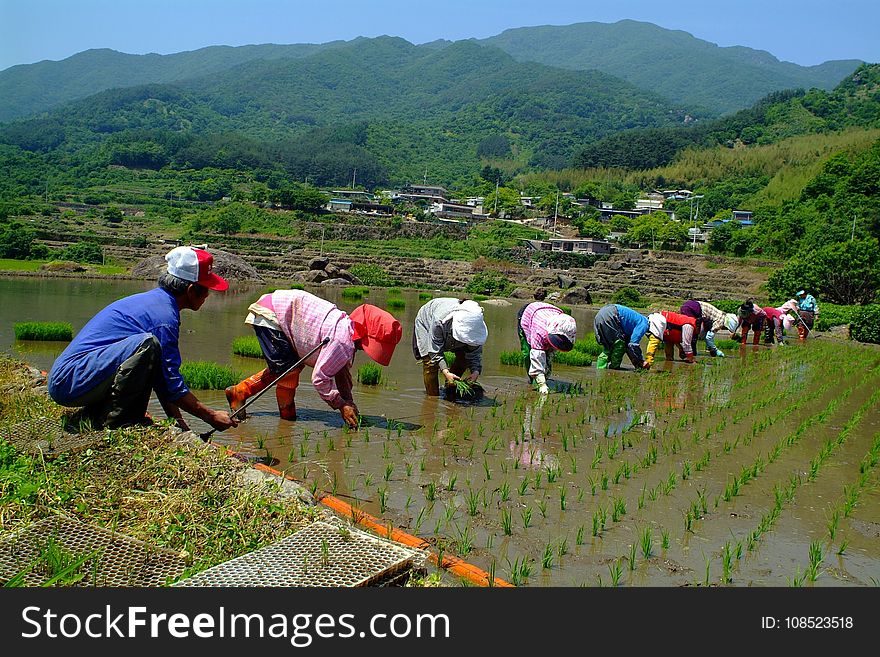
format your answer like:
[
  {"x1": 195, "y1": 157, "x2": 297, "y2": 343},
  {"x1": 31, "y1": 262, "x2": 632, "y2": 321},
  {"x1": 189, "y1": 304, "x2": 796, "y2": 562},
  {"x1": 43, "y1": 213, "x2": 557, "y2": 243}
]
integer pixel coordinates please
[
  {"x1": 574, "y1": 218, "x2": 609, "y2": 238},
  {"x1": 767, "y1": 238, "x2": 880, "y2": 305},
  {"x1": 483, "y1": 187, "x2": 523, "y2": 217},
  {"x1": 0, "y1": 223, "x2": 38, "y2": 259},
  {"x1": 62, "y1": 241, "x2": 103, "y2": 264},
  {"x1": 624, "y1": 212, "x2": 687, "y2": 250}
]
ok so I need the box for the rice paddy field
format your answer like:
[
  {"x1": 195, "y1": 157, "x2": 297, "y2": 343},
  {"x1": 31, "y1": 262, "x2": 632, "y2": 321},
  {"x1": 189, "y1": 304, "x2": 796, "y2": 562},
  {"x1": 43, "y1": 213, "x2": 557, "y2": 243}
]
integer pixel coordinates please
[
  {"x1": 2, "y1": 276, "x2": 879, "y2": 586},
  {"x1": 208, "y1": 340, "x2": 880, "y2": 587}
]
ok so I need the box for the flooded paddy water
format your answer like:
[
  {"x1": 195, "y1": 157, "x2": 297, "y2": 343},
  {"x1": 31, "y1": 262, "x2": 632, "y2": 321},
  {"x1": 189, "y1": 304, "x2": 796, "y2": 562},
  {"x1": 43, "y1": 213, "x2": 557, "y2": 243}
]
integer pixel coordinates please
[{"x1": 3, "y1": 276, "x2": 879, "y2": 586}]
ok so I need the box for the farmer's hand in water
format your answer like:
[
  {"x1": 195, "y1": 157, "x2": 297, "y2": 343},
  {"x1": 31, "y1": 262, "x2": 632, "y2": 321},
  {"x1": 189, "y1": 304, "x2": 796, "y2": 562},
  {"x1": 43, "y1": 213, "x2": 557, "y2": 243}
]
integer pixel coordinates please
[
  {"x1": 442, "y1": 369, "x2": 460, "y2": 385},
  {"x1": 340, "y1": 404, "x2": 359, "y2": 429},
  {"x1": 466, "y1": 372, "x2": 479, "y2": 383}
]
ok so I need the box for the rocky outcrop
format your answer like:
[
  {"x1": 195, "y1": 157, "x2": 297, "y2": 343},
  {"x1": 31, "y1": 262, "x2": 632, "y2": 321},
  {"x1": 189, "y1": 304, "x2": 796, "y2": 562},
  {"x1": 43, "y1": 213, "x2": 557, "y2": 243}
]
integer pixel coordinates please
[{"x1": 131, "y1": 248, "x2": 264, "y2": 283}]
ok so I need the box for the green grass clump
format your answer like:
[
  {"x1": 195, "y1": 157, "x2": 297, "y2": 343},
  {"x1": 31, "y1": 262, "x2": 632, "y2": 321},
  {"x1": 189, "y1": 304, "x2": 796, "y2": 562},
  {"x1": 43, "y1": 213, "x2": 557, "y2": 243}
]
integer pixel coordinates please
[
  {"x1": 572, "y1": 333, "x2": 603, "y2": 357},
  {"x1": 500, "y1": 350, "x2": 527, "y2": 367},
  {"x1": 714, "y1": 338, "x2": 740, "y2": 351},
  {"x1": 443, "y1": 351, "x2": 457, "y2": 366},
  {"x1": 387, "y1": 288, "x2": 402, "y2": 296},
  {"x1": 232, "y1": 335, "x2": 263, "y2": 358},
  {"x1": 0, "y1": 259, "x2": 44, "y2": 272},
  {"x1": 418, "y1": 292, "x2": 433, "y2": 301},
  {"x1": 387, "y1": 298, "x2": 406, "y2": 310},
  {"x1": 472, "y1": 294, "x2": 488, "y2": 301},
  {"x1": 554, "y1": 350, "x2": 593, "y2": 367},
  {"x1": 14, "y1": 322, "x2": 73, "y2": 341},
  {"x1": 340, "y1": 287, "x2": 365, "y2": 300},
  {"x1": 357, "y1": 363, "x2": 382, "y2": 385},
  {"x1": 559, "y1": 305, "x2": 572, "y2": 315},
  {"x1": 180, "y1": 362, "x2": 241, "y2": 390}
]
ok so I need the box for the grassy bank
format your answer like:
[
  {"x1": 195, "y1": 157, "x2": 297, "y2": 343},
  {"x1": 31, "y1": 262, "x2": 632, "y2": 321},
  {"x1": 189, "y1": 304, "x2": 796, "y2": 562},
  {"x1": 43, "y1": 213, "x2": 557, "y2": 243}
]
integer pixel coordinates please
[{"x1": 0, "y1": 355, "x2": 318, "y2": 582}]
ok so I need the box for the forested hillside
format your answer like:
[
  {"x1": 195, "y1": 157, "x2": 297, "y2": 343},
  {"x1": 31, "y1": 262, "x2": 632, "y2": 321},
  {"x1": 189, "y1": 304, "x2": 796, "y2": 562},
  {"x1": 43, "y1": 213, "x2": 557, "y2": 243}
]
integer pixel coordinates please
[
  {"x1": 480, "y1": 20, "x2": 861, "y2": 115},
  {"x1": 574, "y1": 64, "x2": 880, "y2": 170},
  {"x1": 0, "y1": 38, "x2": 691, "y2": 189},
  {"x1": 0, "y1": 42, "x2": 346, "y2": 122}
]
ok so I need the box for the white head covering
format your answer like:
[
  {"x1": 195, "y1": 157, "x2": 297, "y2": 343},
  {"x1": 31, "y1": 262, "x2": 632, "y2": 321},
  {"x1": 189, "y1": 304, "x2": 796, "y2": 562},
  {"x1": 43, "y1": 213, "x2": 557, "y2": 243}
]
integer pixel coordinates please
[
  {"x1": 547, "y1": 314, "x2": 577, "y2": 350},
  {"x1": 647, "y1": 313, "x2": 666, "y2": 339},
  {"x1": 444, "y1": 300, "x2": 488, "y2": 346},
  {"x1": 782, "y1": 314, "x2": 795, "y2": 331},
  {"x1": 724, "y1": 313, "x2": 739, "y2": 333},
  {"x1": 778, "y1": 299, "x2": 798, "y2": 313},
  {"x1": 548, "y1": 314, "x2": 577, "y2": 340}
]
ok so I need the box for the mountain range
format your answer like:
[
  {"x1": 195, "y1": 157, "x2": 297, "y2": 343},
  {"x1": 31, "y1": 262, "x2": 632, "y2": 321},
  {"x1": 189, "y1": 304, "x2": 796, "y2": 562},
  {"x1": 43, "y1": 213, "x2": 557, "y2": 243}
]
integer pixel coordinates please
[{"x1": 0, "y1": 20, "x2": 864, "y2": 122}]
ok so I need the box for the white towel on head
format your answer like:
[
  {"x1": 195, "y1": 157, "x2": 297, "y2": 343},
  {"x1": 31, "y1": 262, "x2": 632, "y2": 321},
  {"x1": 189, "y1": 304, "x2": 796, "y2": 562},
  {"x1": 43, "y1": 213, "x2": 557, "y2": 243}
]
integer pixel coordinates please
[
  {"x1": 647, "y1": 313, "x2": 666, "y2": 340},
  {"x1": 547, "y1": 314, "x2": 577, "y2": 343},
  {"x1": 444, "y1": 300, "x2": 488, "y2": 346}
]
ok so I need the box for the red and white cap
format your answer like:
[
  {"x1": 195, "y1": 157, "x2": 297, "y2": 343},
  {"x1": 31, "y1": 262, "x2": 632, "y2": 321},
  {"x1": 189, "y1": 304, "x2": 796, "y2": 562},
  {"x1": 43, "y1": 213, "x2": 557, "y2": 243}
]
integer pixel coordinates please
[{"x1": 164, "y1": 246, "x2": 228, "y2": 291}]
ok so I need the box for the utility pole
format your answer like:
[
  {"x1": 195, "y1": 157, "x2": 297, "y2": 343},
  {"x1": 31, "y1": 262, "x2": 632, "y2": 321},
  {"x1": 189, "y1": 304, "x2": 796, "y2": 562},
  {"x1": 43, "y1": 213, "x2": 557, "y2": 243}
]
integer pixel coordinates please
[
  {"x1": 493, "y1": 180, "x2": 499, "y2": 216},
  {"x1": 423, "y1": 166, "x2": 428, "y2": 184},
  {"x1": 351, "y1": 168, "x2": 357, "y2": 189},
  {"x1": 553, "y1": 190, "x2": 560, "y2": 235},
  {"x1": 851, "y1": 214, "x2": 857, "y2": 242}
]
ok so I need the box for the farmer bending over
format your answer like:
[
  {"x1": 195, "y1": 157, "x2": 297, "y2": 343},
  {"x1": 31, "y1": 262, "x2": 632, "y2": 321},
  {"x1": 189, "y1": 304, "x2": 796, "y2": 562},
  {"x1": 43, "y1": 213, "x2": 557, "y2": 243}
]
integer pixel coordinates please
[
  {"x1": 734, "y1": 299, "x2": 767, "y2": 345},
  {"x1": 593, "y1": 304, "x2": 653, "y2": 370},
  {"x1": 413, "y1": 298, "x2": 487, "y2": 396},
  {"x1": 517, "y1": 301, "x2": 577, "y2": 394},
  {"x1": 679, "y1": 300, "x2": 739, "y2": 358},
  {"x1": 644, "y1": 310, "x2": 696, "y2": 366},
  {"x1": 225, "y1": 290, "x2": 402, "y2": 429},
  {"x1": 48, "y1": 246, "x2": 238, "y2": 432}
]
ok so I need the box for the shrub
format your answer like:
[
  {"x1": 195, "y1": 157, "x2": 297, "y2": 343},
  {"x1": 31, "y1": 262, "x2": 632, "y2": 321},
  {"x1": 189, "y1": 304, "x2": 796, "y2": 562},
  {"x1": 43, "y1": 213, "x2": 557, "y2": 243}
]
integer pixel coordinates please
[
  {"x1": 180, "y1": 362, "x2": 241, "y2": 390},
  {"x1": 466, "y1": 270, "x2": 514, "y2": 297},
  {"x1": 14, "y1": 322, "x2": 73, "y2": 341},
  {"x1": 815, "y1": 304, "x2": 859, "y2": 331},
  {"x1": 612, "y1": 287, "x2": 642, "y2": 307},
  {"x1": 357, "y1": 363, "x2": 382, "y2": 385},
  {"x1": 850, "y1": 305, "x2": 880, "y2": 344},
  {"x1": 232, "y1": 335, "x2": 262, "y2": 358},
  {"x1": 349, "y1": 263, "x2": 397, "y2": 287},
  {"x1": 62, "y1": 241, "x2": 103, "y2": 264}
]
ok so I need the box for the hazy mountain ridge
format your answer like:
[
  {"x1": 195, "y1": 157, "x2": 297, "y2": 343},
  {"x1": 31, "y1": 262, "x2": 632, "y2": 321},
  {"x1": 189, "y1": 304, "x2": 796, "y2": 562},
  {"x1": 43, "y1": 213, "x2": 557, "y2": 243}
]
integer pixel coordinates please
[
  {"x1": 479, "y1": 20, "x2": 863, "y2": 114},
  {"x1": 0, "y1": 19, "x2": 864, "y2": 122}
]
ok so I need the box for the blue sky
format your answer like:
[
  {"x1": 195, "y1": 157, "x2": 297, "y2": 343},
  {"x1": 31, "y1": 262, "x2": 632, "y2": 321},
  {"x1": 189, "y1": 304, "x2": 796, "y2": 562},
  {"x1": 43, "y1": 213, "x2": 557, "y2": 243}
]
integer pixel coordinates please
[{"x1": 1, "y1": 0, "x2": 877, "y2": 72}]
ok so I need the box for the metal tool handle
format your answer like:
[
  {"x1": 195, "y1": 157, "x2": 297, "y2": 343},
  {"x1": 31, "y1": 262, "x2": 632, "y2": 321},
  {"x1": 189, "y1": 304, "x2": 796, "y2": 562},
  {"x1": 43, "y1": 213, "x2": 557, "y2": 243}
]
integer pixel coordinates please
[{"x1": 200, "y1": 336, "x2": 331, "y2": 442}]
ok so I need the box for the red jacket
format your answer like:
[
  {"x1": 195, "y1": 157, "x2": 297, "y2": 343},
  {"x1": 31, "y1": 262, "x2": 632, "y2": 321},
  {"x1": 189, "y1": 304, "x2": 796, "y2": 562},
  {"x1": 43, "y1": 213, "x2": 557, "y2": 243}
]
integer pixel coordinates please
[
  {"x1": 661, "y1": 310, "x2": 697, "y2": 345},
  {"x1": 763, "y1": 307, "x2": 783, "y2": 322}
]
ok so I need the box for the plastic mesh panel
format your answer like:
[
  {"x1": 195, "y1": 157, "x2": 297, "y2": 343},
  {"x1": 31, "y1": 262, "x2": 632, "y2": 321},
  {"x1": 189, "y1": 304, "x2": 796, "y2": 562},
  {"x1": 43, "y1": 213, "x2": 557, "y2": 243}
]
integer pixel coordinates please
[
  {"x1": 0, "y1": 517, "x2": 188, "y2": 586},
  {"x1": 175, "y1": 521, "x2": 417, "y2": 587},
  {"x1": 0, "y1": 417, "x2": 103, "y2": 457}
]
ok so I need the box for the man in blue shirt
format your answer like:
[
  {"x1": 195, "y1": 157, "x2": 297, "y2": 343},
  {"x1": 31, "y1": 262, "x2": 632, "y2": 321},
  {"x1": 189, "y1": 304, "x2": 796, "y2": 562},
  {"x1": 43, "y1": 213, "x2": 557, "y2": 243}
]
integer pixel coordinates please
[
  {"x1": 593, "y1": 304, "x2": 657, "y2": 370},
  {"x1": 48, "y1": 246, "x2": 239, "y2": 433},
  {"x1": 795, "y1": 289, "x2": 819, "y2": 340}
]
